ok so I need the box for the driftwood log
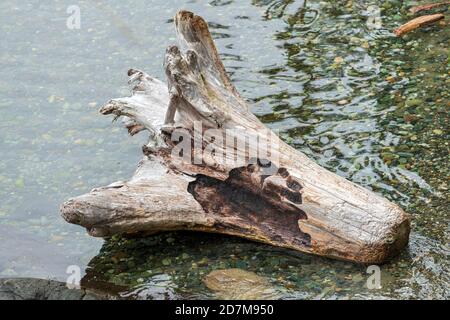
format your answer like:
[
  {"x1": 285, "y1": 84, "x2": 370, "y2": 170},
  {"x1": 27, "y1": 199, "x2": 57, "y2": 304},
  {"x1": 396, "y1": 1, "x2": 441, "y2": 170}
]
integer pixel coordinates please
[
  {"x1": 61, "y1": 11, "x2": 410, "y2": 264},
  {"x1": 394, "y1": 13, "x2": 445, "y2": 36},
  {"x1": 409, "y1": 2, "x2": 450, "y2": 14}
]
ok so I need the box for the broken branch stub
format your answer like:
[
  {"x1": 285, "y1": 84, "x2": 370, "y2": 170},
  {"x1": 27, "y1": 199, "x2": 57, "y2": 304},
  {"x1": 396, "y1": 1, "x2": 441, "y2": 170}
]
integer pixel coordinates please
[{"x1": 61, "y1": 10, "x2": 410, "y2": 264}]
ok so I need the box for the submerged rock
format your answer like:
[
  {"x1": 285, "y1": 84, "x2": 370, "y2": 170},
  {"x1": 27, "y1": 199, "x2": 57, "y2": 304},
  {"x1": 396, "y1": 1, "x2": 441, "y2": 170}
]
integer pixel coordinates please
[
  {"x1": 0, "y1": 278, "x2": 108, "y2": 300},
  {"x1": 203, "y1": 269, "x2": 281, "y2": 300}
]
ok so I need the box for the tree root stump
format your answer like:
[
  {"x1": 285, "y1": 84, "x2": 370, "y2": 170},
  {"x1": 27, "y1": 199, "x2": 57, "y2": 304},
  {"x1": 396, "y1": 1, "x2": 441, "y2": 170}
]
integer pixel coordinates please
[{"x1": 61, "y1": 10, "x2": 410, "y2": 264}]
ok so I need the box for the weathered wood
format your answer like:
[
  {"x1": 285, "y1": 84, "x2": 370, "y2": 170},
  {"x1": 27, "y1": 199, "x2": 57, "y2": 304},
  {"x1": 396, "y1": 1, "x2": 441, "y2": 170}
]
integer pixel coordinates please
[
  {"x1": 61, "y1": 11, "x2": 410, "y2": 264},
  {"x1": 409, "y1": 2, "x2": 450, "y2": 14},
  {"x1": 394, "y1": 14, "x2": 445, "y2": 36}
]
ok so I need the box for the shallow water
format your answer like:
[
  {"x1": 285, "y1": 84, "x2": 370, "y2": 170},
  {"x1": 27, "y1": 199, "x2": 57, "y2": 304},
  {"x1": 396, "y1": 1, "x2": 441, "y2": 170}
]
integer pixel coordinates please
[{"x1": 0, "y1": 0, "x2": 448, "y2": 299}]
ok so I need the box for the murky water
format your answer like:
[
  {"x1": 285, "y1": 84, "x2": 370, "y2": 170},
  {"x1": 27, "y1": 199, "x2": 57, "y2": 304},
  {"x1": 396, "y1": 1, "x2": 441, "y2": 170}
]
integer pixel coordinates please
[{"x1": 0, "y1": 0, "x2": 448, "y2": 299}]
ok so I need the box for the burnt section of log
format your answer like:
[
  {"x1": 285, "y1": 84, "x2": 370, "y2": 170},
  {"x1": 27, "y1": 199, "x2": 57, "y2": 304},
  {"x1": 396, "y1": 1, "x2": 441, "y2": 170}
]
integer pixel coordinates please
[{"x1": 188, "y1": 162, "x2": 311, "y2": 247}]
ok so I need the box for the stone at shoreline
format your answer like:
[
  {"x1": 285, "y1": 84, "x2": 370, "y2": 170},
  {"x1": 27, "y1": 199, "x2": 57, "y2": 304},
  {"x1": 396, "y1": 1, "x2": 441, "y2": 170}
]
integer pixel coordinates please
[
  {"x1": 0, "y1": 278, "x2": 108, "y2": 300},
  {"x1": 203, "y1": 268, "x2": 281, "y2": 300}
]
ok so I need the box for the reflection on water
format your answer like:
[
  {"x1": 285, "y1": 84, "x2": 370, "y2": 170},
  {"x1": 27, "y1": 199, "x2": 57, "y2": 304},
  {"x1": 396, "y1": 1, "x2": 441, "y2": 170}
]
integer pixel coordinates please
[{"x1": 0, "y1": 0, "x2": 448, "y2": 299}]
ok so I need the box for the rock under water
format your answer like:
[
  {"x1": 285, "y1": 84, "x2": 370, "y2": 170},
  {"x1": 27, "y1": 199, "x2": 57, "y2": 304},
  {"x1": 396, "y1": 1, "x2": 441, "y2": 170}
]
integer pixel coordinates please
[
  {"x1": 0, "y1": 278, "x2": 108, "y2": 300},
  {"x1": 203, "y1": 268, "x2": 281, "y2": 300}
]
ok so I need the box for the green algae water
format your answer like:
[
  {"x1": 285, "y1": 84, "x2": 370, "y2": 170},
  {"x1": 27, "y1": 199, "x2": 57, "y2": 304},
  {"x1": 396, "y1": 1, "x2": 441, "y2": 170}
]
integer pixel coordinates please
[{"x1": 0, "y1": 0, "x2": 448, "y2": 299}]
